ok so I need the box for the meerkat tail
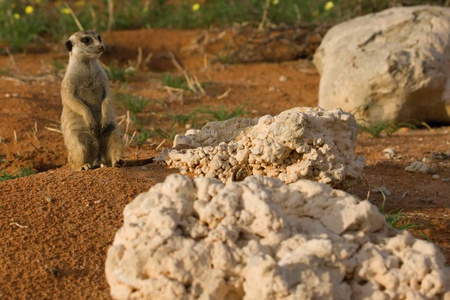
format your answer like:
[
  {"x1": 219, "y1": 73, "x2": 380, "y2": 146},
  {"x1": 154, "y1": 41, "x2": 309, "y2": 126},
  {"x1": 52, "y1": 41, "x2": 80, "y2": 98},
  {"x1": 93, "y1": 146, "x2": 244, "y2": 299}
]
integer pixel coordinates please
[{"x1": 116, "y1": 157, "x2": 154, "y2": 167}]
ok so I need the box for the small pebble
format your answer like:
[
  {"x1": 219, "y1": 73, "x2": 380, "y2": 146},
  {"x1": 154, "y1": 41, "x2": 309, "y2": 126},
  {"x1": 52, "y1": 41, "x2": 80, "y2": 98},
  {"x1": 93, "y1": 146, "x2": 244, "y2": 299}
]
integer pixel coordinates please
[
  {"x1": 371, "y1": 185, "x2": 391, "y2": 196},
  {"x1": 405, "y1": 161, "x2": 430, "y2": 173},
  {"x1": 383, "y1": 148, "x2": 397, "y2": 159},
  {"x1": 279, "y1": 75, "x2": 287, "y2": 82},
  {"x1": 432, "y1": 174, "x2": 440, "y2": 180}
]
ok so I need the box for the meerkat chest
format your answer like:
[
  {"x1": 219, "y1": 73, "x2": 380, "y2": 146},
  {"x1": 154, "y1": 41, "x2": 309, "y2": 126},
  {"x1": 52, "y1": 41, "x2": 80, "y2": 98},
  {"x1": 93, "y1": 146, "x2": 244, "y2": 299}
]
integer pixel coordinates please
[
  {"x1": 75, "y1": 74, "x2": 106, "y2": 109},
  {"x1": 77, "y1": 81, "x2": 105, "y2": 106}
]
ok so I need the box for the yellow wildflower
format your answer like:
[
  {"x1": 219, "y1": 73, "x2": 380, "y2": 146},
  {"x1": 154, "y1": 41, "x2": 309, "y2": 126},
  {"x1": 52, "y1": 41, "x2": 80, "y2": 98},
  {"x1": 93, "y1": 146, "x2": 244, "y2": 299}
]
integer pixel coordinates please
[
  {"x1": 25, "y1": 5, "x2": 34, "y2": 14},
  {"x1": 75, "y1": 0, "x2": 85, "y2": 7},
  {"x1": 324, "y1": 1, "x2": 334, "y2": 11},
  {"x1": 272, "y1": 0, "x2": 279, "y2": 5},
  {"x1": 14, "y1": 13, "x2": 20, "y2": 19},
  {"x1": 192, "y1": 3, "x2": 200, "y2": 12},
  {"x1": 61, "y1": 8, "x2": 71, "y2": 15}
]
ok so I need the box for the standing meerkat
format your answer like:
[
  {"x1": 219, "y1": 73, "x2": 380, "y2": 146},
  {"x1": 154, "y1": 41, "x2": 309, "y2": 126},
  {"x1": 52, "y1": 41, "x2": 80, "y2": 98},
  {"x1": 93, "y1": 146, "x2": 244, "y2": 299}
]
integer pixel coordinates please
[{"x1": 61, "y1": 30, "x2": 123, "y2": 170}]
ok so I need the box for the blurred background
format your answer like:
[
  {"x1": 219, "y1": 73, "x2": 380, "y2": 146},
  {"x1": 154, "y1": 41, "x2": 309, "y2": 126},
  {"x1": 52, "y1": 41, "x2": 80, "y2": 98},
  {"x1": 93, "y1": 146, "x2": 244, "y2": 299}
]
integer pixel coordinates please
[{"x1": 1, "y1": 0, "x2": 449, "y2": 52}]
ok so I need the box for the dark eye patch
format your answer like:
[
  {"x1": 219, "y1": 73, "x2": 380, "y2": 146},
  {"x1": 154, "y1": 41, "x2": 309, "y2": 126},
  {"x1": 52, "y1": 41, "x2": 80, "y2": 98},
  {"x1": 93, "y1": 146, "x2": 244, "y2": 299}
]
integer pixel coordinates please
[
  {"x1": 81, "y1": 37, "x2": 91, "y2": 44},
  {"x1": 98, "y1": 35, "x2": 102, "y2": 42}
]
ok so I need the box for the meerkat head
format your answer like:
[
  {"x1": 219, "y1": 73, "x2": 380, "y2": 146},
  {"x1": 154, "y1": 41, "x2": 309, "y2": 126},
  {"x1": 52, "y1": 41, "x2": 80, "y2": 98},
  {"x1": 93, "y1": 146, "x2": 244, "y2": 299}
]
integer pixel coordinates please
[{"x1": 65, "y1": 30, "x2": 104, "y2": 60}]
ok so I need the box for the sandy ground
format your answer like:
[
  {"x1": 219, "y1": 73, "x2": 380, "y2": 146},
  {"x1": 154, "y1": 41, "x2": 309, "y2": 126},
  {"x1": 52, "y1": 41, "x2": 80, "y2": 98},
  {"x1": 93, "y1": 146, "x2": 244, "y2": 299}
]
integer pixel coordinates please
[{"x1": 0, "y1": 28, "x2": 448, "y2": 299}]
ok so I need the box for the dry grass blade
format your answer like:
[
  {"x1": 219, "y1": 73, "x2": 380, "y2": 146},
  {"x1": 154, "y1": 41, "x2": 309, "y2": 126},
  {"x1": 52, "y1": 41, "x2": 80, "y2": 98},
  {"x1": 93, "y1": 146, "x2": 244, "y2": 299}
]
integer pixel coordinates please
[
  {"x1": 64, "y1": 2, "x2": 84, "y2": 31},
  {"x1": 117, "y1": 114, "x2": 126, "y2": 126},
  {"x1": 89, "y1": 7, "x2": 97, "y2": 31},
  {"x1": 5, "y1": 48, "x2": 19, "y2": 73},
  {"x1": 258, "y1": 0, "x2": 271, "y2": 31},
  {"x1": 156, "y1": 139, "x2": 166, "y2": 151},
  {"x1": 10, "y1": 222, "x2": 28, "y2": 229},
  {"x1": 33, "y1": 121, "x2": 40, "y2": 141},
  {"x1": 127, "y1": 131, "x2": 137, "y2": 146},
  {"x1": 144, "y1": 52, "x2": 153, "y2": 66},
  {"x1": 135, "y1": 47, "x2": 143, "y2": 70},
  {"x1": 30, "y1": 142, "x2": 42, "y2": 152},
  {"x1": 168, "y1": 52, "x2": 205, "y2": 96},
  {"x1": 420, "y1": 122, "x2": 432, "y2": 130},
  {"x1": 217, "y1": 88, "x2": 231, "y2": 100},
  {"x1": 164, "y1": 86, "x2": 184, "y2": 103},
  {"x1": 125, "y1": 111, "x2": 130, "y2": 134},
  {"x1": 45, "y1": 127, "x2": 62, "y2": 134},
  {"x1": 107, "y1": 0, "x2": 114, "y2": 32}
]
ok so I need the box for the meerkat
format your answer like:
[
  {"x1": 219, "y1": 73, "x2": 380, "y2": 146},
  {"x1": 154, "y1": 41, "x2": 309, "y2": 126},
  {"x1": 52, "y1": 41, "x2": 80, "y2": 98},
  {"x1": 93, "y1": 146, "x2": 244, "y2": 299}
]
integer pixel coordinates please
[{"x1": 61, "y1": 30, "x2": 153, "y2": 170}]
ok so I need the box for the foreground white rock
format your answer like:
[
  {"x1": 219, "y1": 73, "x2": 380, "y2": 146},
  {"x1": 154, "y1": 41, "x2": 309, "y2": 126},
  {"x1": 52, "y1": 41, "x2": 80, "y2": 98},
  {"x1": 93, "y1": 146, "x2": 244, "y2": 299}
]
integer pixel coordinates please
[
  {"x1": 314, "y1": 6, "x2": 450, "y2": 124},
  {"x1": 157, "y1": 107, "x2": 365, "y2": 188},
  {"x1": 105, "y1": 174, "x2": 450, "y2": 300}
]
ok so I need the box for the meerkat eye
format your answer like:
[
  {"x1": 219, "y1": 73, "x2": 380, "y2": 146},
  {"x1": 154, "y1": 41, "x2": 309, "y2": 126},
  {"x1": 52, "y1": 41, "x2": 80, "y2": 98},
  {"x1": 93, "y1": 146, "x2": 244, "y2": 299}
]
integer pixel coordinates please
[{"x1": 81, "y1": 37, "x2": 91, "y2": 44}]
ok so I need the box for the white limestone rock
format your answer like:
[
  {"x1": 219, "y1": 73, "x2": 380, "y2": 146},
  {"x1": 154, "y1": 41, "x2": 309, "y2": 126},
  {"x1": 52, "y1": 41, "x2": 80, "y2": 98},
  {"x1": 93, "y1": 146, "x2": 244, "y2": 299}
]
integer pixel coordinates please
[
  {"x1": 314, "y1": 6, "x2": 450, "y2": 124},
  {"x1": 157, "y1": 107, "x2": 365, "y2": 188},
  {"x1": 105, "y1": 174, "x2": 450, "y2": 300}
]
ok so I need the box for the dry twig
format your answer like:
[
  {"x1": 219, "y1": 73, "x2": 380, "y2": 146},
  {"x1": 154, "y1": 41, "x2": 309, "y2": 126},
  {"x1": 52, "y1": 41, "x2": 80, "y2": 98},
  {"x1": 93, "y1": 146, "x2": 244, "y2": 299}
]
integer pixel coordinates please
[{"x1": 10, "y1": 222, "x2": 28, "y2": 229}]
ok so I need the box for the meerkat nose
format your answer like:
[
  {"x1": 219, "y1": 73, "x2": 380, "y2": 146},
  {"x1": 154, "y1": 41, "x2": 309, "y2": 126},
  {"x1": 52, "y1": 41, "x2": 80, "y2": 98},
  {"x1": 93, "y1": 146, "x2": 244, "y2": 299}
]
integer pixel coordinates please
[{"x1": 98, "y1": 45, "x2": 104, "y2": 52}]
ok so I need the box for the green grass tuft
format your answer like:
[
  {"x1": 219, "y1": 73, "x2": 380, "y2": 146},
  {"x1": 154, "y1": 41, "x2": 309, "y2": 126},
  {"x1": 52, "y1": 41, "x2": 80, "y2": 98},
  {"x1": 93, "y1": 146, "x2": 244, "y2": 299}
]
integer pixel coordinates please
[
  {"x1": 358, "y1": 121, "x2": 416, "y2": 138},
  {"x1": 200, "y1": 104, "x2": 247, "y2": 122},
  {"x1": 168, "y1": 104, "x2": 247, "y2": 130},
  {"x1": 161, "y1": 74, "x2": 188, "y2": 90},
  {"x1": 0, "y1": 167, "x2": 36, "y2": 182},
  {"x1": 105, "y1": 65, "x2": 136, "y2": 82},
  {"x1": 373, "y1": 186, "x2": 422, "y2": 230},
  {"x1": 113, "y1": 92, "x2": 152, "y2": 115}
]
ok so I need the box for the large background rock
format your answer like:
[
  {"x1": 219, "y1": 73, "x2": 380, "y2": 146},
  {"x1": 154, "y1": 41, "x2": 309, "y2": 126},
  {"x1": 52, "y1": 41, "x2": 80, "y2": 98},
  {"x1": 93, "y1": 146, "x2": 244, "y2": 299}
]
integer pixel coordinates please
[
  {"x1": 314, "y1": 6, "x2": 450, "y2": 125},
  {"x1": 106, "y1": 174, "x2": 450, "y2": 300}
]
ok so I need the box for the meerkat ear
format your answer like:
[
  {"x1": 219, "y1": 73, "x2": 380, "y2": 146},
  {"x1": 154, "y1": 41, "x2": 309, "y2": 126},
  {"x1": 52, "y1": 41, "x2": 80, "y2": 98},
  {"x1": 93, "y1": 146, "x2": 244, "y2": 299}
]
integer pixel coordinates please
[{"x1": 65, "y1": 40, "x2": 73, "y2": 52}]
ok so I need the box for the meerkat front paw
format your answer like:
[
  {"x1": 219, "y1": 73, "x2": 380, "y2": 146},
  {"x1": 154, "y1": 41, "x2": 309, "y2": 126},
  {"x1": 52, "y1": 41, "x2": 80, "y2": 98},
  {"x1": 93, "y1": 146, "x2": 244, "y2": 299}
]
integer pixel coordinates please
[{"x1": 84, "y1": 116, "x2": 99, "y2": 134}]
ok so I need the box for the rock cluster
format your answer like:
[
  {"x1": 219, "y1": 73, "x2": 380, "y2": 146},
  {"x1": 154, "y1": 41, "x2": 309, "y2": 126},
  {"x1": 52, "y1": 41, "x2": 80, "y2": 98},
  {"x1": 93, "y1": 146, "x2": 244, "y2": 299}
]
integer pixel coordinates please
[
  {"x1": 106, "y1": 174, "x2": 450, "y2": 300},
  {"x1": 314, "y1": 6, "x2": 450, "y2": 124},
  {"x1": 157, "y1": 107, "x2": 365, "y2": 188}
]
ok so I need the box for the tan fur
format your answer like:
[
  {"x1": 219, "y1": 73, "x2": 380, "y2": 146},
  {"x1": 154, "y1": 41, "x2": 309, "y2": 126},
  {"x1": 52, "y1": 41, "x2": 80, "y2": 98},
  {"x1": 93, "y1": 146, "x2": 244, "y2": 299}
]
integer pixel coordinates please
[{"x1": 61, "y1": 30, "x2": 123, "y2": 170}]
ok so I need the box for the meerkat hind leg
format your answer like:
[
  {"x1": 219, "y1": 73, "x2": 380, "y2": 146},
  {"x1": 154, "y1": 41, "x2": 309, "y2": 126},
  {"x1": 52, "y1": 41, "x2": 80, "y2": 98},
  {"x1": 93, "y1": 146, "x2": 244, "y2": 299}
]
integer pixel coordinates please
[
  {"x1": 67, "y1": 130, "x2": 100, "y2": 171},
  {"x1": 102, "y1": 127, "x2": 124, "y2": 167}
]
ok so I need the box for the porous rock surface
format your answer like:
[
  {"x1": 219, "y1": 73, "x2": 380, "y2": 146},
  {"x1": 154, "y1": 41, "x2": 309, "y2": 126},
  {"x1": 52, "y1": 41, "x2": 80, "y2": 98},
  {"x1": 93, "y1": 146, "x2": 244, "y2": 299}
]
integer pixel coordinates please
[
  {"x1": 157, "y1": 107, "x2": 365, "y2": 188},
  {"x1": 314, "y1": 6, "x2": 450, "y2": 124},
  {"x1": 105, "y1": 174, "x2": 450, "y2": 300}
]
